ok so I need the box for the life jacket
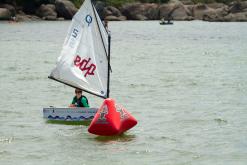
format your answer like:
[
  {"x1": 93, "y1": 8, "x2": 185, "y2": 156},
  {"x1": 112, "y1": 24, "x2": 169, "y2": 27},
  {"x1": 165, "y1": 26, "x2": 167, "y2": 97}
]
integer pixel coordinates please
[{"x1": 74, "y1": 95, "x2": 89, "y2": 107}]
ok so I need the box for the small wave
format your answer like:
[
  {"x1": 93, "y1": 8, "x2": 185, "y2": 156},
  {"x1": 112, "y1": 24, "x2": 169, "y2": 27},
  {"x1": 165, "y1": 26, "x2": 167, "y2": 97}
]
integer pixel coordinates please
[
  {"x1": 0, "y1": 151, "x2": 9, "y2": 156},
  {"x1": 188, "y1": 81, "x2": 198, "y2": 86},
  {"x1": 149, "y1": 135, "x2": 177, "y2": 142},
  {"x1": 214, "y1": 118, "x2": 228, "y2": 125},
  {"x1": 4, "y1": 66, "x2": 17, "y2": 71},
  {"x1": 44, "y1": 60, "x2": 53, "y2": 64},
  {"x1": 0, "y1": 137, "x2": 13, "y2": 143},
  {"x1": 93, "y1": 133, "x2": 136, "y2": 143},
  {"x1": 16, "y1": 76, "x2": 44, "y2": 81},
  {"x1": 55, "y1": 129, "x2": 82, "y2": 137},
  {"x1": 128, "y1": 83, "x2": 156, "y2": 88},
  {"x1": 0, "y1": 110, "x2": 23, "y2": 115}
]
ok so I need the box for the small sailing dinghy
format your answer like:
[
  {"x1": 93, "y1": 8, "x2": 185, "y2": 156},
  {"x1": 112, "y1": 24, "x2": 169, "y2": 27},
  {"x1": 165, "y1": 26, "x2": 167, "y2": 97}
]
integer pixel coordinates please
[
  {"x1": 159, "y1": 16, "x2": 173, "y2": 25},
  {"x1": 43, "y1": 0, "x2": 137, "y2": 135},
  {"x1": 160, "y1": 21, "x2": 173, "y2": 25}
]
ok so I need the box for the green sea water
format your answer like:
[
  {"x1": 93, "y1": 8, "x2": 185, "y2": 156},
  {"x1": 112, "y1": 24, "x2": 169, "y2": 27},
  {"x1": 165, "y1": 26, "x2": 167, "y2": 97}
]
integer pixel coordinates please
[{"x1": 0, "y1": 21, "x2": 247, "y2": 165}]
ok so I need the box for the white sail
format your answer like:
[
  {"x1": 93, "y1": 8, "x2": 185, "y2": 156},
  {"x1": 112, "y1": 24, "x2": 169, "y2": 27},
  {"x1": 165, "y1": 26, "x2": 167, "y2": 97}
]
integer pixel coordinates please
[{"x1": 49, "y1": 0, "x2": 109, "y2": 98}]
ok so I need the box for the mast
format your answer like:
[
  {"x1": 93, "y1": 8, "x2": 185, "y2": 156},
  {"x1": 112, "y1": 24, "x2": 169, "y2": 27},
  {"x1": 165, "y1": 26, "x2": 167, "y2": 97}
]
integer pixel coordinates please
[{"x1": 107, "y1": 33, "x2": 111, "y2": 98}]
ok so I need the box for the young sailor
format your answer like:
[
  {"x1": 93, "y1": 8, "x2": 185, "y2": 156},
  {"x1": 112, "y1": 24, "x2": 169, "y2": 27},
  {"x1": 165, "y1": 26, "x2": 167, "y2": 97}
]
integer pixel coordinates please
[{"x1": 69, "y1": 89, "x2": 89, "y2": 107}]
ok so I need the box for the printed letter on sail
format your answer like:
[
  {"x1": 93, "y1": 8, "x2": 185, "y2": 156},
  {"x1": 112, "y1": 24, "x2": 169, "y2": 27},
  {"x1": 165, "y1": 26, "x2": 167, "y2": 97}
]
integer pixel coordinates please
[{"x1": 49, "y1": 0, "x2": 109, "y2": 98}]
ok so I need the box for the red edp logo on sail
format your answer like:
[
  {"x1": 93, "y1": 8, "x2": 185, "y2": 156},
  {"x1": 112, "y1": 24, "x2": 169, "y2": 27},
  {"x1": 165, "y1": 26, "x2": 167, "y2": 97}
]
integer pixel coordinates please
[{"x1": 74, "y1": 55, "x2": 96, "y2": 77}]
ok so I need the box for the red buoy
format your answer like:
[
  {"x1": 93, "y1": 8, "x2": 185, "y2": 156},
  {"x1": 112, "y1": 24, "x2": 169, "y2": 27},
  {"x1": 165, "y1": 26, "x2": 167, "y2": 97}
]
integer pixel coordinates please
[{"x1": 88, "y1": 98, "x2": 137, "y2": 136}]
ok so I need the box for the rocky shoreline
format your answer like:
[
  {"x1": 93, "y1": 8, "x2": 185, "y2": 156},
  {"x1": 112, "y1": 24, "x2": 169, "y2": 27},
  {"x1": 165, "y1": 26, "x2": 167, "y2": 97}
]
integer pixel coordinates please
[{"x1": 0, "y1": 0, "x2": 247, "y2": 22}]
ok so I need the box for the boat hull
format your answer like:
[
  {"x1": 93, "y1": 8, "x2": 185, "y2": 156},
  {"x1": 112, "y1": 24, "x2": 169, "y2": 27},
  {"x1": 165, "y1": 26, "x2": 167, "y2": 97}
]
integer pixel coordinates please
[
  {"x1": 160, "y1": 22, "x2": 173, "y2": 25},
  {"x1": 43, "y1": 107, "x2": 98, "y2": 121}
]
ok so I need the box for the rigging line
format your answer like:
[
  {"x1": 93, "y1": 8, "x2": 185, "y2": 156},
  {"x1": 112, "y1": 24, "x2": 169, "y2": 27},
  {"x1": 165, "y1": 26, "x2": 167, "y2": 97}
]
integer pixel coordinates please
[{"x1": 106, "y1": 34, "x2": 111, "y2": 98}]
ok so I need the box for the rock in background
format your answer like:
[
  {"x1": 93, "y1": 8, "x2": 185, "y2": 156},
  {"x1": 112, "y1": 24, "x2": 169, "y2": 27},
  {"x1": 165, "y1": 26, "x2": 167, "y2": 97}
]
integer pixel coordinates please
[
  {"x1": 0, "y1": 4, "x2": 15, "y2": 16},
  {"x1": 104, "y1": 6, "x2": 126, "y2": 21},
  {"x1": 55, "y1": 0, "x2": 77, "y2": 19},
  {"x1": 36, "y1": 4, "x2": 57, "y2": 20},
  {"x1": 121, "y1": 3, "x2": 159, "y2": 20},
  {"x1": 0, "y1": 8, "x2": 11, "y2": 20}
]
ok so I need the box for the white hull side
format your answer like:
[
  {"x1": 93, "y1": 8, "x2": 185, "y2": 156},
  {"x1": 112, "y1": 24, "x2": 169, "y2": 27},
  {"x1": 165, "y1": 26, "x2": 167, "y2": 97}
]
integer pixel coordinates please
[{"x1": 43, "y1": 107, "x2": 97, "y2": 121}]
